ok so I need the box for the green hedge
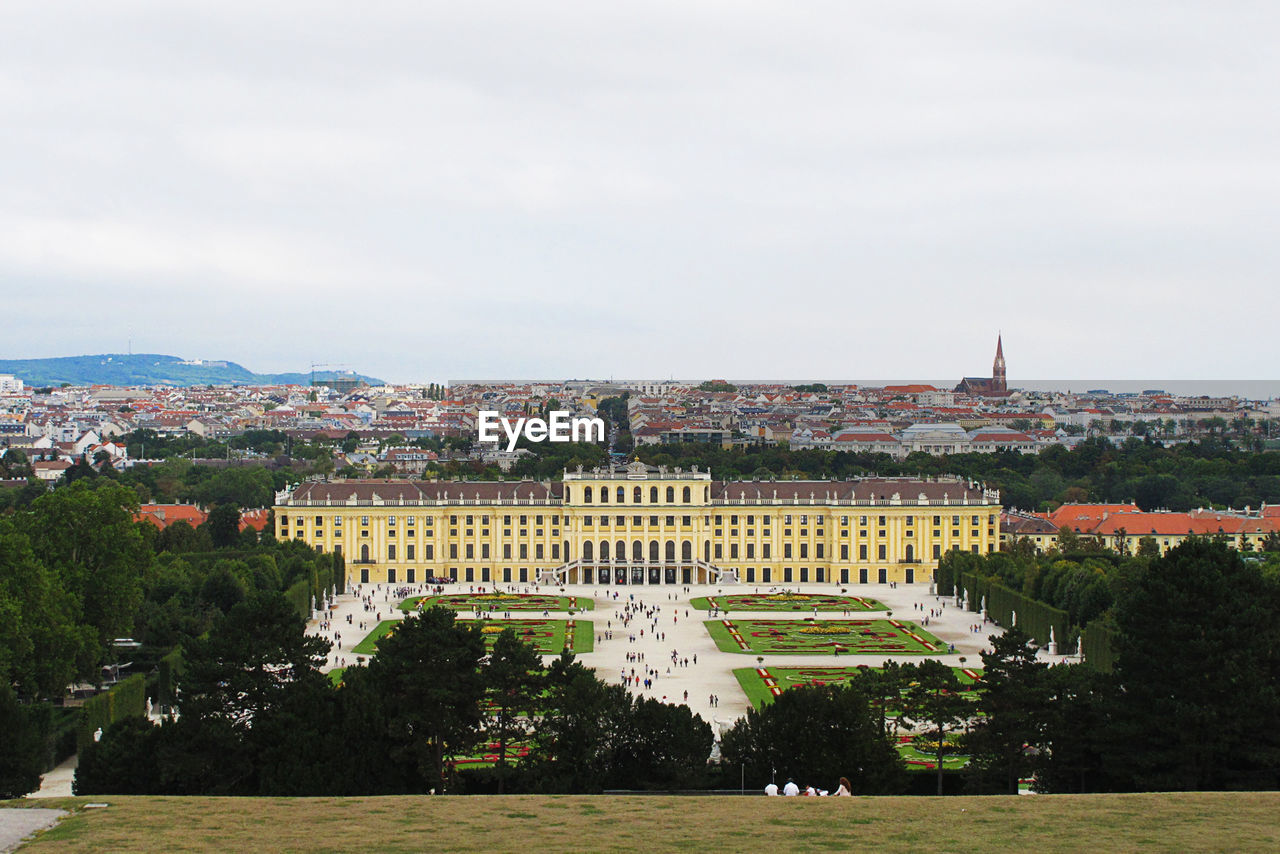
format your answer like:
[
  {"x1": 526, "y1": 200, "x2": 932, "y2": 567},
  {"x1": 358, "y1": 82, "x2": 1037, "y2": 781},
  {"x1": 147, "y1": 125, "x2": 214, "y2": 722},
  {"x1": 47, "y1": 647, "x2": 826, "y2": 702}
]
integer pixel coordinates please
[
  {"x1": 285, "y1": 577, "x2": 312, "y2": 619},
  {"x1": 961, "y1": 572, "x2": 1070, "y2": 652},
  {"x1": 157, "y1": 647, "x2": 184, "y2": 707},
  {"x1": 48, "y1": 705, "x2": 80, "y2": 769},
  {"x1": 332, "y1": 551, "x2": 346, "y2": 595},
  {"x1": 1081, "y1": 622, "x2": 1117, "y2": 672},
  {"x1": 937, "y1": 561, "x2": 956, "y2": 597},
  {"x1": 78, "y1": 673, "x2": 146, "y2": 753}
]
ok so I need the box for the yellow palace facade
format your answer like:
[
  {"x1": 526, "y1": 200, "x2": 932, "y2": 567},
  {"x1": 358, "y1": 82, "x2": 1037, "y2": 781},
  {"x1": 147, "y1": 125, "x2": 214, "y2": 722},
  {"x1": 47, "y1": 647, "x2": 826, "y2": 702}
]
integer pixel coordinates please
[{"x1": 275, "y1": 460, "x2": 1001, "y2": 588}]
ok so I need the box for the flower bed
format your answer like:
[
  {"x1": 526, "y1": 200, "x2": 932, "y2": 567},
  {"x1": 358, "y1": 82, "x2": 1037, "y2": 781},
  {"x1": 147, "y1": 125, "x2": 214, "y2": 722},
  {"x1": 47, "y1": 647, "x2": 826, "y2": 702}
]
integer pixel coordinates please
[
  {"x1": 352, "y1": 618, "x2": 593, "y2": 656},
  {"x1": 734, "y1": 665, "x2": 984, "y2": 708},
  {"x1": 400, "y1": 593, "x2": 593, "y2": 613},
  {"x1": 690, "y1": 593, "x2": 885, "y2": 612},
  {"x1": 706, "y1": 618, "x2": 945, "y2": 655}
]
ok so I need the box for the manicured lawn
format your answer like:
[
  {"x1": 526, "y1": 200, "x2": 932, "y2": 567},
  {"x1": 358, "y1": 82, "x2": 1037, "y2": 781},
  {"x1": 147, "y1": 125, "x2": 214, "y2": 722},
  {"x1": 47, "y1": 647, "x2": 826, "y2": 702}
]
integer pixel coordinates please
[
  {"x1": 11, "y1": 793, "x2": 1280, "y2": 853},
  {"x1": 454, "y1": 741, "x2": 533, "y2": 769},
  {"x1": 896, "y1": 735, "x2": 972, "y2": 772},
  {"x1": 353, "y1": 618, "x2": 593, "y2": 656},
  {"x1": 691, "y1": 592, "x2": 885, "y2": 612},
  {"x1": 327, "y1": 668, "x2": 346, "y2": 686},
  {"x1": 705, "y1": 618, "x2": 947, "y2": 655},
  {"x1": 352, "y1": 620, "x2": 401, "y2": 655},
  {"x1": 400, "y1": 593, "x2": 594, "y2": 612},
  {"x1": 459, "y1": 619, "x2": 595, "y2": 655},
  {"x1": 734, "y1": 665, "x2": 984, "y2": 708}
]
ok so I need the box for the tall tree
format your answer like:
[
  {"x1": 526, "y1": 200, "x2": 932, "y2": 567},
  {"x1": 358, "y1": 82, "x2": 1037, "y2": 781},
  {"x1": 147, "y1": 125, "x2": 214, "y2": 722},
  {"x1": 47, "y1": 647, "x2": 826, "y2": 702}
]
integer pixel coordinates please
[
  {"x1": 483, "y1": 628, "x2": 544, "y2": 793},
  {"x1": 23, "y1": 479, "x2": 150, "y2": 649},
  {"x1": 526, "y1": 651, "x2": 626, "y2": 793},
  {"x1": 174, "y1": 592, "x2": 331, "y2": 793},
  {"x1": 367, "y1": 607, "x2": 486, "y2": 792},
  {"x1": 720, "y1": 682, "x2": 905, "y2": 795},
  {"x1": 609, "y1": 696, "x2": 714, "y2": 790},
  {"x1": 0, "y1": 685, "x2": 51, "y2": 798},
  {"x1": 203, "y1": 503, "x2": 242, "y2": 548},
  {"x1": 965, "y1": 628, "x2": 1050, "y2": 794},
  {"x1": 900, "y1": 660, "x2": 975, "y2": 795},
  {"x1": 861, "y1": 660, "x2": 908, "y2": 739},
  {"x1": 0, "y1": 516, "x2": 91, "y2": 698},
  {"x1": 1035, "y1": 664, "x2": 1118, "y2": 793},
  {"x1": 1108, "y1": 539, "x2": 1280, "y2": 790}
]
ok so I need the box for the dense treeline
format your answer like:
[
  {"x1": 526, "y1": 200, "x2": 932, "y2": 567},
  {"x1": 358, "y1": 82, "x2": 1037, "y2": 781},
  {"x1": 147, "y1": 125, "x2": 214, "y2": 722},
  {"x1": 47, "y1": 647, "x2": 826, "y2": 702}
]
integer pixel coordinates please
[
  {"x1": 631, "y1": 436, "x2": 1280, "y2": 512},
  {"x1": 14, "y1": 424, "x2": 1277, "y2": 515},
  {"x1": 0, "y1": 477, "x2": 340, "y2": 797},
  {"x1": 940, "y1": 533, "x2": 1280, "y2": 652},
  {"x1": 0, "y1": 478, "x2": 336, "y2": 701},
  {"x1": 75, "y1": 602, "x2": 715, "y2": 796},
  {"x1": 972, "y1": 541, "x2": 1280, "y2": 792},
  {"x1": 120, "y1": 427, "x2": 293, "y2": 461},
  {"x1": 725, "y1": 540, "x2": 1280, "y2": 795},
  {"x1": 78, "y1": 540, "x2": 1280, "y2": 798}
]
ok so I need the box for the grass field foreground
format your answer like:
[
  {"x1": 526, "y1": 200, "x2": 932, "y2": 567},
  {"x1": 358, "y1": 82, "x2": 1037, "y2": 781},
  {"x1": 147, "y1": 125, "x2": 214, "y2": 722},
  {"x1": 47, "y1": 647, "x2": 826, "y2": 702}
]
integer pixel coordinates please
[{"x1": 8, "y1": 792, "x2": 1280, "y2": 853}]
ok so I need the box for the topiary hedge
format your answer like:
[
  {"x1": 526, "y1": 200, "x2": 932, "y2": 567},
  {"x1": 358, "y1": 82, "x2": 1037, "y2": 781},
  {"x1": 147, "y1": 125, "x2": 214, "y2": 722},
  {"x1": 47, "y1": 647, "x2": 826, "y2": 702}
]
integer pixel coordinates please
[{"x1": 77, "y1": 673, "x2": 146, "y2": 754}]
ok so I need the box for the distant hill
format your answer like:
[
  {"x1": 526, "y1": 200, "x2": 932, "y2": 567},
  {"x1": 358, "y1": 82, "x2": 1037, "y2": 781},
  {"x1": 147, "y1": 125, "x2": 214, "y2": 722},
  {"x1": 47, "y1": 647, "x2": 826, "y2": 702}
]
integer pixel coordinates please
[{"x1": 0, "y1": 354, "x2": 384, "y2": 388}]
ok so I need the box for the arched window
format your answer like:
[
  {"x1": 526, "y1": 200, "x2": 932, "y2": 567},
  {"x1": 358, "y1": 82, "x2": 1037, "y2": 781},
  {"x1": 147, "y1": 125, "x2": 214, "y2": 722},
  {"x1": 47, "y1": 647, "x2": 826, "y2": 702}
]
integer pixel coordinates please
[
  {"x1": 704, "y1": 486, "x2": 710, "y2": 501},
  {"x1": 600, "y1": 487, "x2": 608, "y2": 503},
  {"x1": 666, "y1": 486, "x2": 675, "y2": 502},
  {"x1": 650, "y1": 486, "x2": 658, "y2": 503},
  {"x1": 583, "y1": 541, "x2": 594, "y2": 561},
  {"x1": 650, "y1": 540, "x2": 659, "y2": 561},
  {"x1": 361, "y1": 544, "x2": 370, "y2": 561},
  {"x1": 634, "y1": 486, "x2": 642, "y2": 503},
  {"x1": 704, "y1": 541, "x2": 710, "y2": 562},
  {"x1": 665, "y1": 541, "x2": 676, "y2": 562},
  {"x1": 682, "y1": 541, "x2": 693, "y2": 561},
  {"x1": 632, "y1": 540, "x2": 643, "y2": 561},
  {"x1": 616, "y1": 486, "x2": 625, "y2": 503},
  {"x1": 563, "y1": 540, "x2": 570, "y2": 562},
  {"x1": 905, "y1": 544, "x2": 914, "y2": 562},
  {"x1": 599, "y1": 540, "x2": 609, "y2": 560},
  {"x1": 682, "y1": 486, "x2": 691, "y2": 503},
  {"x1": 615, "y1": 540, "x2": 626, "y2": 563},
  {"x1": 584, "y1": 486, "x2": 593, "y2": 504}
]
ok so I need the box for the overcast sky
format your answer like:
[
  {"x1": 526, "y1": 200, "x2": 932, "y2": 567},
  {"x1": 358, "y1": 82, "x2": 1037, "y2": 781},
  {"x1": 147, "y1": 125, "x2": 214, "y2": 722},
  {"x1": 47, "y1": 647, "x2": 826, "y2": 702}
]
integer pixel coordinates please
[{"x1": 2, "y1": 2, "x2": 1277, "y2": 384}]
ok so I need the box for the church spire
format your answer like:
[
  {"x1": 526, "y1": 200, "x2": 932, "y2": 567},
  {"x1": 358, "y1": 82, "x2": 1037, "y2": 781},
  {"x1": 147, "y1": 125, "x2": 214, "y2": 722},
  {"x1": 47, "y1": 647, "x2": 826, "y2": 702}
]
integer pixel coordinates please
[{"x1": 993, "y1": 333, "x2": 1007, "y2": 393}]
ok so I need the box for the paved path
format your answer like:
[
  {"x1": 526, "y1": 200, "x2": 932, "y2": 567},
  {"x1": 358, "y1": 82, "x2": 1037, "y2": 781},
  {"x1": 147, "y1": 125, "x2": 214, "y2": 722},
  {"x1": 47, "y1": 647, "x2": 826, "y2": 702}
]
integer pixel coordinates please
[
  {"x1": 306, "y1": 581, "x2": 1072, "y2": 730},
  {"x1": 27, "y1": 755, "x2": 76, "y2": 799},
  {"x1": 0, "y1": 808, "x2": 67, "y2": 853}
]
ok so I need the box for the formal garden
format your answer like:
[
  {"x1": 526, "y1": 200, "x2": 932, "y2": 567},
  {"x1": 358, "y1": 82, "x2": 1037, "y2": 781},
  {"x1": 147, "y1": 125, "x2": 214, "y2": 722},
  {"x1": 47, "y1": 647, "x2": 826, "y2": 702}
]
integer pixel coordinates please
[
  {"x1": 354, "y1": 617, "x2": 593, "y2": 656},
  {"x1": 733, "y1": 664, "x2": 983, "y2": 708},
  {"x1": 399, "y1": 592, "x2": 593, "y2": 612},
  {"x1": 689, "y1": 591, "x2": 885, "y2": 612},
  {"x1": 705, "y1": 618, "x2": 947, "y2": 654}
]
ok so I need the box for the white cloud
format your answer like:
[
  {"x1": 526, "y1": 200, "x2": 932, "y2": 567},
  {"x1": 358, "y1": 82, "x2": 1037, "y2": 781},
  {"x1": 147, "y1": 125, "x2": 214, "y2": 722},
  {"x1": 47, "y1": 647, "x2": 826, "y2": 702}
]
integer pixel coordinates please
[{"x1": 1, "y1": 2, "x2": 1277, "y2": 382}]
